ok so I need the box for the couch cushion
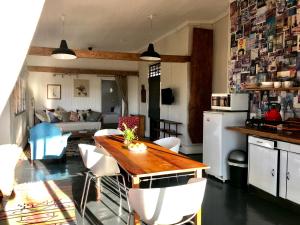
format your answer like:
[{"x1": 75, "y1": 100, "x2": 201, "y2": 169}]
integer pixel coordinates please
[
  {"x1": 35, "y1": 110, "x2": 49, "y2": 122},
  {"x1": 86, "y1": 111, "x2": 102, "y2": 122},
  {"x1": 69, "y1": 111, "x2": 79, "y2": 122},
  {"x1": 62, "y1": 111, "x2": 71, "y2": 122},
  {"x1": 77, "y1": 109, "x2": 90, "y2": 121},
  {"x1": 46, "y1": 110, "x2": 60, "y2": 123}
]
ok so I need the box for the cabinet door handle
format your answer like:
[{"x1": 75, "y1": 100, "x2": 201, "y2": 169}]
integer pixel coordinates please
[
  {"x1": 271, "y1": 169, "x2": 275, "y2": 177},
  {"x1": 257, "y1": 141, "x2": 263, "y2": 144},
  {"x1": 287, "y1": 172, "x2": 290, "y2": 180}
]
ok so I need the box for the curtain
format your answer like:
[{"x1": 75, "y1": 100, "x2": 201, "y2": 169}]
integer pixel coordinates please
[{"x1": 115, "y1": 75, "x2": 128, "y2": 116}]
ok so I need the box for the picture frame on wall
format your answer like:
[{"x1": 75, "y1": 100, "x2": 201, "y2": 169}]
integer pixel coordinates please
[
  {"x1": 74, "y1": 79, "x2": 89, "y2": 97},
  {"x1": 47, "y1": 84, "x2": 61, "y2": 99}
]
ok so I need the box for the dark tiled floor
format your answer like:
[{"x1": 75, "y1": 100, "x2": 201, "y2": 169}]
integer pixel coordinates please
[{"x1": 15, "y1": 155, "x2": 300, "y2": 225}]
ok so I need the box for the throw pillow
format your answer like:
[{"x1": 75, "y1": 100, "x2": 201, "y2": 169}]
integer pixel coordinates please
[
  {"x1": 77, "y1": 109, "x2": 89, "y2": 121},
  {"x1": 69, "y1": 111, "x2": 79, "y2": 122},
  {"x1": 35, "y1": 110, "x2": 49, "y2": 122},
  {"x1": 46, "y1": 110, "x2": 60, "y2": 123},
  {"x1": 86, "y1": 110, "x2": 102, "y2": 122},
  {"x1": 62, "y1": 111, "x2": 71, "y2": 122},
  {"x1": 54, "y1": 106, "x2": 66, "y2": 120}
]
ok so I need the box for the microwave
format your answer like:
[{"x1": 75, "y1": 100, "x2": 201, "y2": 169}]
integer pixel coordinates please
[{"x1": 211, "y1": 93, "x2": 249, "y2": 111}]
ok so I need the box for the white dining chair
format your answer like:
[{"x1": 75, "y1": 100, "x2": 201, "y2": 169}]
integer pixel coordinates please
[
  {"x1": 78, "y1": 144, "x2": 130, "y2": 222},
  {"x1": 153, "y1": 137, "x2": 181, "y2": 153},
  {"x1": 94, "y1": 129, "x2": 123, "y2": 156},
  {"x1": 128, "y1": 177, "x2": 207, "y2": 225},
  {"x1": 94, "y1": 128, "x2": 123, "y2": 137}
]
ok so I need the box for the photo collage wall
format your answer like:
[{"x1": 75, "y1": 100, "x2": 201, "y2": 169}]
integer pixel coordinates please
[{"x1": 229, "y1": 0, "x2": 300, "y2": 119}]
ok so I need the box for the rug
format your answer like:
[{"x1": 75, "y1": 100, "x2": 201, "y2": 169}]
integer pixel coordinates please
[
  {"x1": 0, "y1": 180, "x2": 77, "y2": 224},
  {"x1": 65, "y1": 137, "x2": 94, "y2": 157}
]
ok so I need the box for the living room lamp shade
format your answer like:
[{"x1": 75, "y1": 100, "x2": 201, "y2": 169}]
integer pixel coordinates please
[
  {"x1": 140, "y1": 43, "x2": 160, "y2": 61},
  {"x1": 140, "y1": 15, "x2": 161, "y2": 61},
  {"x1": 51, "y1": 40, "x2": 77, "y2": 60},
  {"x1": 51, "y1": 15, "x2": 77, "y2": 60}
]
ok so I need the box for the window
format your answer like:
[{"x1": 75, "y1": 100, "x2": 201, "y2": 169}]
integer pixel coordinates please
[{"x1": 149, "y1": 63, "x2": 161, "y2": 78}]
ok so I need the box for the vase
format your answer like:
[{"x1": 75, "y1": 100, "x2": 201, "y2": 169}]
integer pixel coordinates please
[{"x1": 123, "y1": 139, "x2": 131, "y2": 147}]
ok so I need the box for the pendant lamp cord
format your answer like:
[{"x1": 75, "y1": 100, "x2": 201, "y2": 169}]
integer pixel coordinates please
[
  {"x1": 149, "y1": 14, "x2": 153, "y2": 41},
  {"x1": 61, "y1": 14, "x2": 65, "y2": 39}
]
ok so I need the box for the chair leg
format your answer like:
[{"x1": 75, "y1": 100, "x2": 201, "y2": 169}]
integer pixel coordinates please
[
  {"x1": 116, "y1": 175, "x2": 122, "y2": 216},
  {"x1": 121, "y1": 175, "x2": 131, "y2": 212},
  {"x1": 82, "y1": 176, "x2": 93, "y2": 224},
  {"x1": 80, "y1": 172, "x2": 90, "y2": 212},
  {"x1": 96, "y1": 177, "x2": 102, "y2": 201}
]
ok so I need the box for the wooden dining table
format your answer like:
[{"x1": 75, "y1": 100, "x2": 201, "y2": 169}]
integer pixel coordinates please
[{"x1": 94, "y1": 135, "x2": 209, "y2": 225}]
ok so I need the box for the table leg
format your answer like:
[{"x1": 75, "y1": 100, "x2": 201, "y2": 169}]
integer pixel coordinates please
[
  {"x1": 194, "y1": 169, "x2": 203, "y2": 225},
  {"x1": 132, "y1": 176, "x2": 141, "y2": 225}
]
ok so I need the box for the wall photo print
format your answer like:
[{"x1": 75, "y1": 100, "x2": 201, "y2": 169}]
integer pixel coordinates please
[
  {"x1": 47, "y1": 84, "x2": 61, "y2": 100},
  {"x1": 74, "y1": 79, "x2": 89, "y2": 97},
  {"x1": 228, "y1": 0, "x2": 300, "y2": 92}
]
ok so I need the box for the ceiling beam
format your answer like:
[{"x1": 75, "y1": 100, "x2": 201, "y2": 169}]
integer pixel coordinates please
[
  {"x1": 28, "y1": 46, "x2": 191, "y2": 63},
  {"x1": 27, "y1": 66, "x2": 139, "y2": 76}
]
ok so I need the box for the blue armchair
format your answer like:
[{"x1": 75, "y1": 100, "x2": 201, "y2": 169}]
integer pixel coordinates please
[{"x1": 29, "y1": 122, "x2": 71, "y2": 160}]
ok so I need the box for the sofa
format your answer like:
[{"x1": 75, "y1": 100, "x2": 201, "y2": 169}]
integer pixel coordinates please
[{"x1": 35, "y1": 107, "x2": 102, "y2": 133}]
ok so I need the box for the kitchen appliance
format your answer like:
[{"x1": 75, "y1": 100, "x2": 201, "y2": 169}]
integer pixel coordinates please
[
  {"x1": 211, "y1": 93, "x2": 249, "y2": 111},
  {"x1": 203, "y1": 111, "x2": 247, "y2": 181},
  {"x1": 264, "y1": 103, "x2": 282, "y2": 122}
]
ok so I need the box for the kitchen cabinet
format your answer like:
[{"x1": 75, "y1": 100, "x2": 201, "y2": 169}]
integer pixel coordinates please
[
  {"x1": 248, "y1": 136, "x2": 278, "y2": 196},
  {"x1": 279, "y1": 142, "x2": 300, "y2": 205}
]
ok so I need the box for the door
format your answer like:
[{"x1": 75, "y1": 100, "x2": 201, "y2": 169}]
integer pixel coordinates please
[
  {"x1": 248, "y1": 144, "x2": 278, "y2": 196},
  {"x1": 148, "y1": 75, "x2": 160, "y2": 140},
  {"x1": 287, "y1": 152, "x2": 300, "y2": 204},
  {"x1": 203, "y1": 112, "x2": 222, "y2": 178}
]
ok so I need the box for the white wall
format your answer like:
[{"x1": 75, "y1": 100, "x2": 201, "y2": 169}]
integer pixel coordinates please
[
  {"x1": 0, "y1": 70, "x2": 29, "y2": 148},
  {"x1": 139, "y1": 25, "x2": 213, "y2": 153},
  {"x1": 127, "y1": 76, "x2": 139, "y2": 115},
  {"x1": 212, "y1": 14, "x2": 229, "y2": 93},
  {"x1": 0, "y1": 101, "x2": 11, "y2": 144},
  {"x1": 28, "y1": 72, "x2": 139, "y2": 115},
  {"x1": 138, "y1": 20, "x2": 230, "y2": 154}
]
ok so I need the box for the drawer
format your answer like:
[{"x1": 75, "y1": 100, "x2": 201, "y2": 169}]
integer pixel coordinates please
[
  {"x1": 248, "y1": 136, "x2": 275, "y2": 149},
  {"x1": 290, "y1": 144, "x2": 300, "y2": 154},
  {"x1": 277, "y1": 141, "x2": 290, "y2": 151}
]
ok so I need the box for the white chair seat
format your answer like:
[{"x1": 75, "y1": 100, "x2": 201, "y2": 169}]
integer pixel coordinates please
[
  {"x1": 78, "y1": 144, "x2": 130, "y2": 223},
  {"x1": 153, "y1": 137, "x2": 181, "y2": 153},
  {"x1": 94, "y1": 129, "x2": 123, "y2": 137},
  {"x1": 128, "y1": 178, "x2": 207, "y2": 225},
  {"x1": 94, "y1": 129, "x2": 123, "y2": 156}
]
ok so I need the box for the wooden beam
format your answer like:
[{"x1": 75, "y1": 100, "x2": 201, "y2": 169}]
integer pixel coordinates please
[
  {"x1": 27, "y1": 66, "x2": 139, "y2": 76},
  {"x1": 28, "y1": 46, "x2": 191, "y2": 63}
]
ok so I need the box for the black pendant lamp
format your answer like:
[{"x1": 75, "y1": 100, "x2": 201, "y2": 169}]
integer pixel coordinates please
[
  {"x1": 51, "y1": 15, "x2": 77, "y2": 60},
  {"x1": 140, "y1": 43, "x2": 160, "y2": 61},
  {"x1": 51, "y1": 40, "x2": 77, "y2": 59},
  {"x1": 140, "y1": 15, "x2": 161, "y2": 61}
]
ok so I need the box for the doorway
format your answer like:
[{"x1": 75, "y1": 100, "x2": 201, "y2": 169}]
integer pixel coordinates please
[
  {"x1": 148, "y1": 63, "x2": 160, "y2": 140},
  {"x1": 101, "y1": 80, "x2": 122, "y2": 115}
]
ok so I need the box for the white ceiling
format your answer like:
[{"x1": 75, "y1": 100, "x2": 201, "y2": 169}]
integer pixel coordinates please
[
  {"x1": 27, "y1": 0, "x2": 228, "y2": 71},
  {"x1": 31, "y1": 0, "x2": 229, "y2": 52}
]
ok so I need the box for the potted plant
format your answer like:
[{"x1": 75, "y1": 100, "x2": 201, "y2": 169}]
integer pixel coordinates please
[{"x1": 120, "y1": 123, "x2": 137, "y2": 146}]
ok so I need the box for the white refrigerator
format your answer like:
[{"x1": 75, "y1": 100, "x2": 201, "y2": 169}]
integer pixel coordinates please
[{"x1": 203, "y1": 111, "x2": 247, "y2": 181}]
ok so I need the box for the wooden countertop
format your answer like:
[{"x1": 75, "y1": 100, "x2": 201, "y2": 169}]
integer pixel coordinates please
[{"x1": 227, "y1": 126, "x2": 300, "y2": 145}]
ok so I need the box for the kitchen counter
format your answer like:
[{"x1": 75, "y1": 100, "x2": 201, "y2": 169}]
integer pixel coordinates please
[{"x1": 227, "y1": 126, "x2": 300, "y2": 145}]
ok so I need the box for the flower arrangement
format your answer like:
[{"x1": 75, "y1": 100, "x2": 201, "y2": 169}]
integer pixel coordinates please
[{"x1": 120, "y1": 123, "x2": 138, "y2": 145}]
